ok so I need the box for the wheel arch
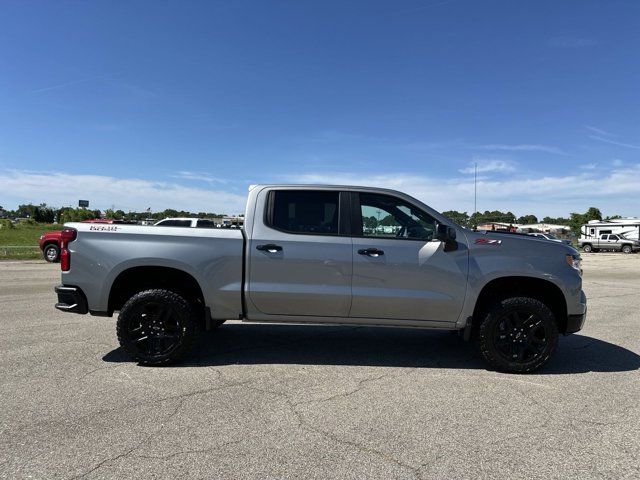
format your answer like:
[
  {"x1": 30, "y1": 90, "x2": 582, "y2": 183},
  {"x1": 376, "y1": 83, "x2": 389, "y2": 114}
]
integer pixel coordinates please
[
  {"x1": 108, "y1": 265, "x2": 206, "y2": 314},
  {"x1": 472, "y1": 276, "x2": 568, "y2": 333}
]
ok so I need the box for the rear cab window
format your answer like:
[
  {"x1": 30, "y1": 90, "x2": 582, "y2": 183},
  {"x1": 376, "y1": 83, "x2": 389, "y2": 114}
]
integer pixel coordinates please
[{"x1": 267, "y1": 190, "x2": 340, "y2": 235}]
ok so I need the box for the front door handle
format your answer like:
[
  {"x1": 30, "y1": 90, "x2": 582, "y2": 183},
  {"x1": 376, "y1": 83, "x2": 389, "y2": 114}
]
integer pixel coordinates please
[
  {"x1": 256, "y1": 243, "x2": 283, "y2": 253},
  {"x1": 358, "y1": 248, "x2": 384, "y2": 257}
]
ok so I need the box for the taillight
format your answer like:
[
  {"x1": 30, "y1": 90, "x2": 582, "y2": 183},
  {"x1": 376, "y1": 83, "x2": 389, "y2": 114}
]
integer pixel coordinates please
[
  {"x1": 60, "y1": 228, "x2": 77, "y2": 247},
  {"x1": 60, "y1": 228, "x2": 76, "y2": 272},
  {"x1": 60, "y1": 247, "x2": 70, "y2": 271}
]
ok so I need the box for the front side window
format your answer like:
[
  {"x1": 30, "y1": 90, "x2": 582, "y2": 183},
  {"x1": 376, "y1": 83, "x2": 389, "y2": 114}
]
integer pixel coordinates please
[
  {"x1": 609, "y1": 235, "x2": 619, "y2": 241},
  {"x1": 358, "y1": 193, "x2": 436, "y2": 240},
  {"x1": 270, "y1": 190, "x2": 339, "y2": 235}
]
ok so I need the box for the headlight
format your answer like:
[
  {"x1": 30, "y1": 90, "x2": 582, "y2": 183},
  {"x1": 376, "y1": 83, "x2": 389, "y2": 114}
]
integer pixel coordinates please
[{"x1": 566, "y1": 254, "x2": 582, "y2": 275}]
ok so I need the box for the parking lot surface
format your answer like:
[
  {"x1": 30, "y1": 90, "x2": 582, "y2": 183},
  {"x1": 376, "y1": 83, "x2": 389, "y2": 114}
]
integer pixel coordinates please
[{"x1": 1, "y1": 254, "x2": 639, "y2": 479}]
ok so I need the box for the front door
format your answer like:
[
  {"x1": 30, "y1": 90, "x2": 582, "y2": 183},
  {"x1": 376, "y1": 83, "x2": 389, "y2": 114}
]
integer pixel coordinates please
[
  {"x1": 350, "y1": 192, "x2": 468, "y2": 323},
  {"x1": 248, "y1": 189, "x2": 352, "y2": 318}
]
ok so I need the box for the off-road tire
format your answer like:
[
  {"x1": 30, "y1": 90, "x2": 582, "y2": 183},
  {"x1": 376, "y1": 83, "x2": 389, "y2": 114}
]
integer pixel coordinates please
[
  {"x1": 582, "y1": 244, "x2": 592, "y2": 253},
  {"x1": 44, "y1": 244, "x2": 60, "y2": 262},
  {"x1": 116, "y1": 289, "x2": 200, "y2": 366},
  {"x1": 474, "y1": 297, "x2": 559, "y2": 373}
]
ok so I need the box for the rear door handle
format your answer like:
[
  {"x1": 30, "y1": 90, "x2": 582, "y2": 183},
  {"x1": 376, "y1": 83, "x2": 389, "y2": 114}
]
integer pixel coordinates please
[
  {"x1": 256, "y1": 244, "x2": 283, "y2": 253},
  {"x1": 358, "y1": 248, "x2": 384, "y2": 257}
]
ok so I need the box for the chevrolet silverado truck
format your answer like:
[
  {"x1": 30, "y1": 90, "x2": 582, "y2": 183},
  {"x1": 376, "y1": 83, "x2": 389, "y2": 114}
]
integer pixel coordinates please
[{"x1": 54, "y1": 185, "x2": 587, "y2": 373}]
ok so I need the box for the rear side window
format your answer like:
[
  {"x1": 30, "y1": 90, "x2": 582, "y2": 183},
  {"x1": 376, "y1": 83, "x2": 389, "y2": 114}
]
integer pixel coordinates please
[
  {"x1": 269, "y1": 190, "x2": 339, "y2": 235},
  {"x1": 158, "y1": 220, "x2": 192, "y2": 227},
  {"x1": 196, "y1": 219, "x2": 216, "y2": 228}
]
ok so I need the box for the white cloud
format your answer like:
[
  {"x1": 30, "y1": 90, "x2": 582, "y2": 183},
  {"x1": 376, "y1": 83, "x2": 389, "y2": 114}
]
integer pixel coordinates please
[
  {"x1": 173, "y1": 171, "x2": 228, "y2": 184},
  {"x1": 282, "y1": 165, "x2": 640, "y2": 217},
  {"x1": 476, "y1": 144, "x2": 567, "y2": 155},
  {"x1": 459, "y1": 160, "x2": 515, "y2": 174},
  {"x1": 579, "y1": 162, "x2": 598, "y2": 170},
  {"x1": 585, "y1": 125, "x2": 616, "y2": 137},
  {"x1": 589, "y1": 135, "x2": 640, "y2": 150},
  {"x1": 3, "y1": 165, "x2": 640, "y2": 219},
  {"x1": 0, "y1": 170, "x2": 246, "y2": 214}
]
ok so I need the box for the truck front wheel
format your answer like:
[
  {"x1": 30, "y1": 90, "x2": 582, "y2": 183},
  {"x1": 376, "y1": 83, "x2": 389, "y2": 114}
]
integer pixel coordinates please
[
  {"x1": 622, "y1": 244, "x2": 632, "y2": 254},
  {"x1": 116, "y1": 289, "x2": 200, "y2": 366},
  {"x1": 474, "y1": 297, "x2": 559, "y2": 373},
  {"x1": 43, "y1": 244, "x2": 60, "y2": 262}
]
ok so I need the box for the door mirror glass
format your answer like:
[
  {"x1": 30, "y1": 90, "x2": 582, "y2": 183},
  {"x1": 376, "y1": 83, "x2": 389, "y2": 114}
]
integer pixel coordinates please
[{"x1": 435, "y1": 224, "x2": 456, "y2": 242}]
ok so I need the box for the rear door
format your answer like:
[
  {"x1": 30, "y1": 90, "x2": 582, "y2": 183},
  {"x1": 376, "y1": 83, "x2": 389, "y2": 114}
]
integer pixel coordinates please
[
  {"x1": 247, "y1": 189, "x2": 353, "y2": 318},
  {"x1": 349, "y1": 192, "x2": 468, "y2": 323}
]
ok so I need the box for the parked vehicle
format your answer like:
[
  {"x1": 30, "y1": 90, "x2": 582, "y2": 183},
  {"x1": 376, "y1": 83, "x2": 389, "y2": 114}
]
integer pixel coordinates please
[
  {"x1": 578, "y1": 234, "x2": 640, "y2": 253},
  {"x1": 39, "y1": 219, "x2": 130, "y2": 262},
  {"x1": 154, "y1": 217, "x2": 216, "y2": 228},
  {"x1": 39, "y1": 231, "x2": 62, "y2": 262},
  {"x1": 581, "y1": 219, "x2": 640, "y2": 242},
  {"x1": 53, "y1": 185, "x2": 586, "y2": 373},
  {"x1": 526, "y1": 232, "x2": 572, "y2": 245}
]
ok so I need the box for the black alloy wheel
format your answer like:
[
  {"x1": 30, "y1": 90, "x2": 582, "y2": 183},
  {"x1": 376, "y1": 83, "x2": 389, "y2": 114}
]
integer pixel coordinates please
[
  {"x1": 474, "y1": 297, "x2": 559, "y2": 373},
  {"x1": 117, "y1": 289, "x2": 200, "y2": 365},
  {"x1": 492, "y1": 310, "x2": 549, "y2": 363}
]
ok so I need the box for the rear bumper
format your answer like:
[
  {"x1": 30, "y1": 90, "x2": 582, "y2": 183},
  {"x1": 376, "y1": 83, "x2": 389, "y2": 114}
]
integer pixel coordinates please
[{"x1": 54, "y1": 285, "x2": 88, "y2": 314}]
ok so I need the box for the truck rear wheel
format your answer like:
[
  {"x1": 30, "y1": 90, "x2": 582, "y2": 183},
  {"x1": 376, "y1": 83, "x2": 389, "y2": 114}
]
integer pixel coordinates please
[
  {"x1": 582, "y1": 244, "x2": 592, "y2": 253},
  {"x1": 116, "y1": 289, "x2": 200, "y2": 366},
  {"x1": 473, "y1": 297, "x2": 558, "y2": 373}
]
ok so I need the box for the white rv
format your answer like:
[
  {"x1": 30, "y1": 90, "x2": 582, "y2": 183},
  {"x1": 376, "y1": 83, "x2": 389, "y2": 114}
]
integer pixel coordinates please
[{"x1": 581, "y1": 218, "x2": 640, "y2": 241}]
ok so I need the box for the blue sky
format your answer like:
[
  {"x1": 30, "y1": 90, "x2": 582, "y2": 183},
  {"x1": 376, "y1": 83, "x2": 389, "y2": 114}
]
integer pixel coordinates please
[{"x1": 1, "y1": 0, "x2": 639, "y2": 216}]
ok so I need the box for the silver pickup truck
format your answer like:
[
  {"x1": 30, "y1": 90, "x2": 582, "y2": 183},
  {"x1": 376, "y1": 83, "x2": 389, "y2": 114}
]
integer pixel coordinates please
[
  {"x1": 54, "y1": 185, "x2": 587, "y2": 373},
  {"x1": 579, "y1": 234, "x2": 640, "y2": 253}
]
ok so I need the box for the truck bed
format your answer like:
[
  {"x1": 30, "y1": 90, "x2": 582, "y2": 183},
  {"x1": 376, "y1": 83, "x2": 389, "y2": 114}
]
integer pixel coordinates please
[{"x1": 62, "y1": 223, "x2": 244, "y2": 318}]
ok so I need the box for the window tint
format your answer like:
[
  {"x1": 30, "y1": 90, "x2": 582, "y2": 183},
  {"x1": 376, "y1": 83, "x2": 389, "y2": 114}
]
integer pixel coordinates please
[
  {"x1": 609, "y1": 235, "x2": 619, "y2": 240},
  {"x1": 196, "y1": 219, "x2": 216, "y2": 228},
  {"x1": 359, "y1": 193, "x2": 436, "y2": 240},
  {"x1": 158, "y1": 220, "x2": 192, "y2": 227},
  {"x1": 270, "y1": 190, "x2": 339, "y2": 235}
]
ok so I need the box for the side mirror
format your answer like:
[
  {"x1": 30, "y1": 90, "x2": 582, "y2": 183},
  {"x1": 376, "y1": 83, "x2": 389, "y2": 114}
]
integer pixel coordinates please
[{"x1": 435, "y1": 224, "x2": 456, "y2": 242}]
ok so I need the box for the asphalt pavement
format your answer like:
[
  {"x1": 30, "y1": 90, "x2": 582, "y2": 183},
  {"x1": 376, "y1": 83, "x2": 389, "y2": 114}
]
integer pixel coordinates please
[{"x1": 0, "y1": 255, "x2": 638, "y2": 479}]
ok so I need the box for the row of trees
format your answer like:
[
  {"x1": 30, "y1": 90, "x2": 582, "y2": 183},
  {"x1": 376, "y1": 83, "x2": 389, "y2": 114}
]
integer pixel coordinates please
[
  {"x1": 0, "y1": 204, "x2": 228, "y2": 224},
  {"x1": 0, "y1": 203, "x2": 622, "y2": 236},
  {"x1": 442, "y1": 207, "x2": 613, "y2": 235}
]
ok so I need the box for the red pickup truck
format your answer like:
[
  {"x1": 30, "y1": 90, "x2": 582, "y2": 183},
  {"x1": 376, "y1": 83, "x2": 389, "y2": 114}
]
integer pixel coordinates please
[{"x1": 39, "y1": 219, "x2": 129, "y2": 262}]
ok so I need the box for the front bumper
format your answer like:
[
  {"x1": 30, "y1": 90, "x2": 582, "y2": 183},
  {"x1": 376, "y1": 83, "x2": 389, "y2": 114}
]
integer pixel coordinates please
[
  {"x1": 566, "y1": 310, "x2": 587, "y2": 334},
  {"x1": 54, "y1": 285, "x2": 88, "y2": 314}
]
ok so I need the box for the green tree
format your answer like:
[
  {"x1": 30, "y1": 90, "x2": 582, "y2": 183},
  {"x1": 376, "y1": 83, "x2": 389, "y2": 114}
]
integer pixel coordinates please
[
  {"x1": 517, "y1": 214, "x2": 538, "y2": 225},
  {"x1": 442, "y1": 210, "x2": 470, "y2": 227}
]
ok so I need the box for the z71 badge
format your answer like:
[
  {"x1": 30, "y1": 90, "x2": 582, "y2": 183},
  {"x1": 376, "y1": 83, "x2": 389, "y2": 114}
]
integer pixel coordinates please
[{"x1": 475, "y1": 238, "x2": 502, "y2": 246}]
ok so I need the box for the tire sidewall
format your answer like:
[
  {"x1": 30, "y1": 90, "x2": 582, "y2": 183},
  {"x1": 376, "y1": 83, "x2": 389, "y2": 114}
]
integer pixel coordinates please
[
  {"x1": 582, "y1": 244, "x2": 592, "y2": 253},
  {"x1": 475, "y1": 297, "x2": 559, "y2": 373},
  {"x1": 116, "y1": 289, "x2": 200, "y2": 366},
  {"x1": 44, "y1": 244, "x2": 60, "y2": 262}
]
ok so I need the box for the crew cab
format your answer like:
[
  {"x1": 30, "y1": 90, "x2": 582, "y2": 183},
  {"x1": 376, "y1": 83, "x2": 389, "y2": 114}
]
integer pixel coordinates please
[
  {"x1": 579, "y1": 234, "x2": 640, "y2": 253},
  {"x1": 53, "y1": 185, "x2": 587, "y2": 373}
]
